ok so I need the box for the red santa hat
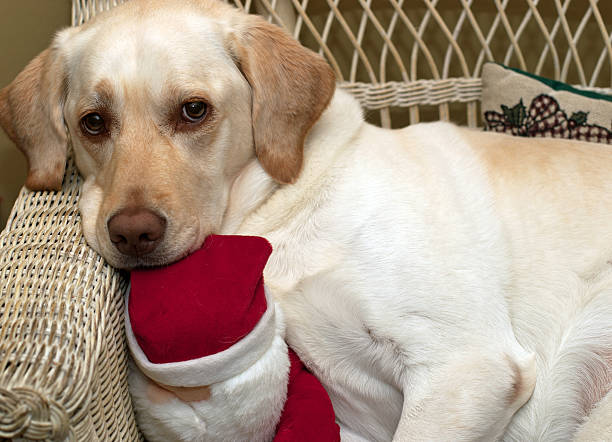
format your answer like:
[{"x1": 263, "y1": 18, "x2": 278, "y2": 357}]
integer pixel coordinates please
[{"x1": 125, "y1": 234, "x2": 277, "y2": 387}]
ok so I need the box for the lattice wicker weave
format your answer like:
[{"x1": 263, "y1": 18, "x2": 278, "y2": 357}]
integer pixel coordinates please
[
  {"x1": 74, "y1": 0, "x2": 611, "y2": 128},
  {"x1": 0, "y1": 0, "x2": 610, "y2": 440}
]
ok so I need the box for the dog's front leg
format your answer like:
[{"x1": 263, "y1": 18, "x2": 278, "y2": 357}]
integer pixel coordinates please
[
  {"x1": 128, "y1": 361, "x2": 211, "y2": 442},
  {"x1": 393, "y1": 349, "x2": 536, "y2": 441}
]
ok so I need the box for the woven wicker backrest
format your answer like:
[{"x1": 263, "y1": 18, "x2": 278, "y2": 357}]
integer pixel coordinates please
[
  {"x1": 0, "y1": 0, "x2": 609, "y2": 440},
  {"x1": 75, "y1": 0, "x2": 612, "y2": 128}
]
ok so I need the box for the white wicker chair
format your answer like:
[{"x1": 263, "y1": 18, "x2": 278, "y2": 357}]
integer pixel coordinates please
[{"x1": 1, "y1": 0, "x2": 610, "y2": 440}]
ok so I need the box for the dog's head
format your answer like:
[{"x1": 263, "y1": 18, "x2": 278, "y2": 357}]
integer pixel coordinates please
[{"x1": 0, "y1": 0, "x2": 335, "y2": 268}]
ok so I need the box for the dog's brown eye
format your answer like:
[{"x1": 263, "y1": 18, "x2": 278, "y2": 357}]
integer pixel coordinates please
[
  {"x1": 182, "y1": 101, "x2": 207, "y2": 122},
  {"x1": 81, "y1": 113, "x2": 106, "y2": 136}
]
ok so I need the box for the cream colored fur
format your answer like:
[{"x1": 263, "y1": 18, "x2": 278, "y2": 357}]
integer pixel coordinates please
[{"x1": 0, "y1": 0, "x2": 610, "y2": 440}]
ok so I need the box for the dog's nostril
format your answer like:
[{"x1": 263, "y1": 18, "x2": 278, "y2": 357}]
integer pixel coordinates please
[
  {"x1": 107, "y1": 208, "x2": 167, "y2": 257},
  {"x1": 110, "y1": 234, "x2": 128, "y2": 245},
  {"x1": 139, "y1": 232, "x2": 160, "y2": 243}
]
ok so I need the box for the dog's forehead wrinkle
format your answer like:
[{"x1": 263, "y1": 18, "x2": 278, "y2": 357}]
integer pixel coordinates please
[{"x1": 65, "y1": 13, "x2": 232, "y2": 103}]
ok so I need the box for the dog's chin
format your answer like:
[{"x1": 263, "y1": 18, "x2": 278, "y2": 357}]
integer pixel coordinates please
[
  {"x1": 97, "y1": 235, "x2": 210, "y2": 270},
  {"x1": 98, "y1": 248, "x2": 188, "y2": 270}
]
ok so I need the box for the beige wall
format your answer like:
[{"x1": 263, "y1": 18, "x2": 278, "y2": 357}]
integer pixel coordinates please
[{"x1": 0, "y1": 1, "x2": 71, "y2": 229}]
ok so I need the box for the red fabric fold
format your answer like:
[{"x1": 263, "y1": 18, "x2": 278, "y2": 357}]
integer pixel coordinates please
[
  {"x1": 274, "y1": 349, "x2": 340, "y2": 442},
  {"x1": 129, "y1": 235, "x2": 272, "y2": 363}
]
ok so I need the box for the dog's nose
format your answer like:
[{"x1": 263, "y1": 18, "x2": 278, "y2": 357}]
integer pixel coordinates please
[{"x1": 107, "y1": 208, "x2": 167, "y2": 256}]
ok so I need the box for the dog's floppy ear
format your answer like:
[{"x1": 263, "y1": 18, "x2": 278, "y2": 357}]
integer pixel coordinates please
[
  {"x1": 231, "y1": 16, "x2": 335, "y2": 184},
  {"x1": 0, "y1": 45, "x2": 68, "y2": 191}
]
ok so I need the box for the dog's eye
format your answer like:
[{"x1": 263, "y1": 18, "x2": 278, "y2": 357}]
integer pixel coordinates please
[
  {"x1": 181, "y1": 101, "x2": 207, "y2": 122},
  {"x1": 81, "y1": 113, "x2": 106, "y2": 136}
]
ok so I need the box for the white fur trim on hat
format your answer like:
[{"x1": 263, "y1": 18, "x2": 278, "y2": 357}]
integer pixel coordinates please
[{"x1": 126, "y1": 288, "x2": 278, "y2": 387}]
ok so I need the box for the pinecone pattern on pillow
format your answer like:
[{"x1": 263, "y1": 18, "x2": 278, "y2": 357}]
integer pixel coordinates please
[{"x1": 484, "y1": 94, "x2": 612, "y2": 144}]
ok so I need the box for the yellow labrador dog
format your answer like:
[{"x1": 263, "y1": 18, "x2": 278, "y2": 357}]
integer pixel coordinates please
[{"x1": 1, "y1": 0, "x2": 611, "y2": 440}]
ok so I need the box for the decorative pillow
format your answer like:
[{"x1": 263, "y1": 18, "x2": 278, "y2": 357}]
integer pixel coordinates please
[{"x1": 481, "y1": 63, "x2": 612, "y2": 144}]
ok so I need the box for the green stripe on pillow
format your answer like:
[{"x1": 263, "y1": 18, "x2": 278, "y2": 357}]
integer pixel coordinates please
[{"x1": 495, "y1": 63, "x2": 612, "y2": 103}]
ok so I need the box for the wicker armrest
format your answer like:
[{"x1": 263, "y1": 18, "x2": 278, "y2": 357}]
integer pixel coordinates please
[{"x1": 0, "y1": 157, "x2": 142, "y2": 441}]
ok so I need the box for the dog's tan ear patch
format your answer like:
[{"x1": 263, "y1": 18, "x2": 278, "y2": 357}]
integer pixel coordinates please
[
  {"x1": 232, "y1": 17, "x2": 335, "y2": 184},
  {"x1": 0, "y1": 47, "x2": 68, "y2": 191}
]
